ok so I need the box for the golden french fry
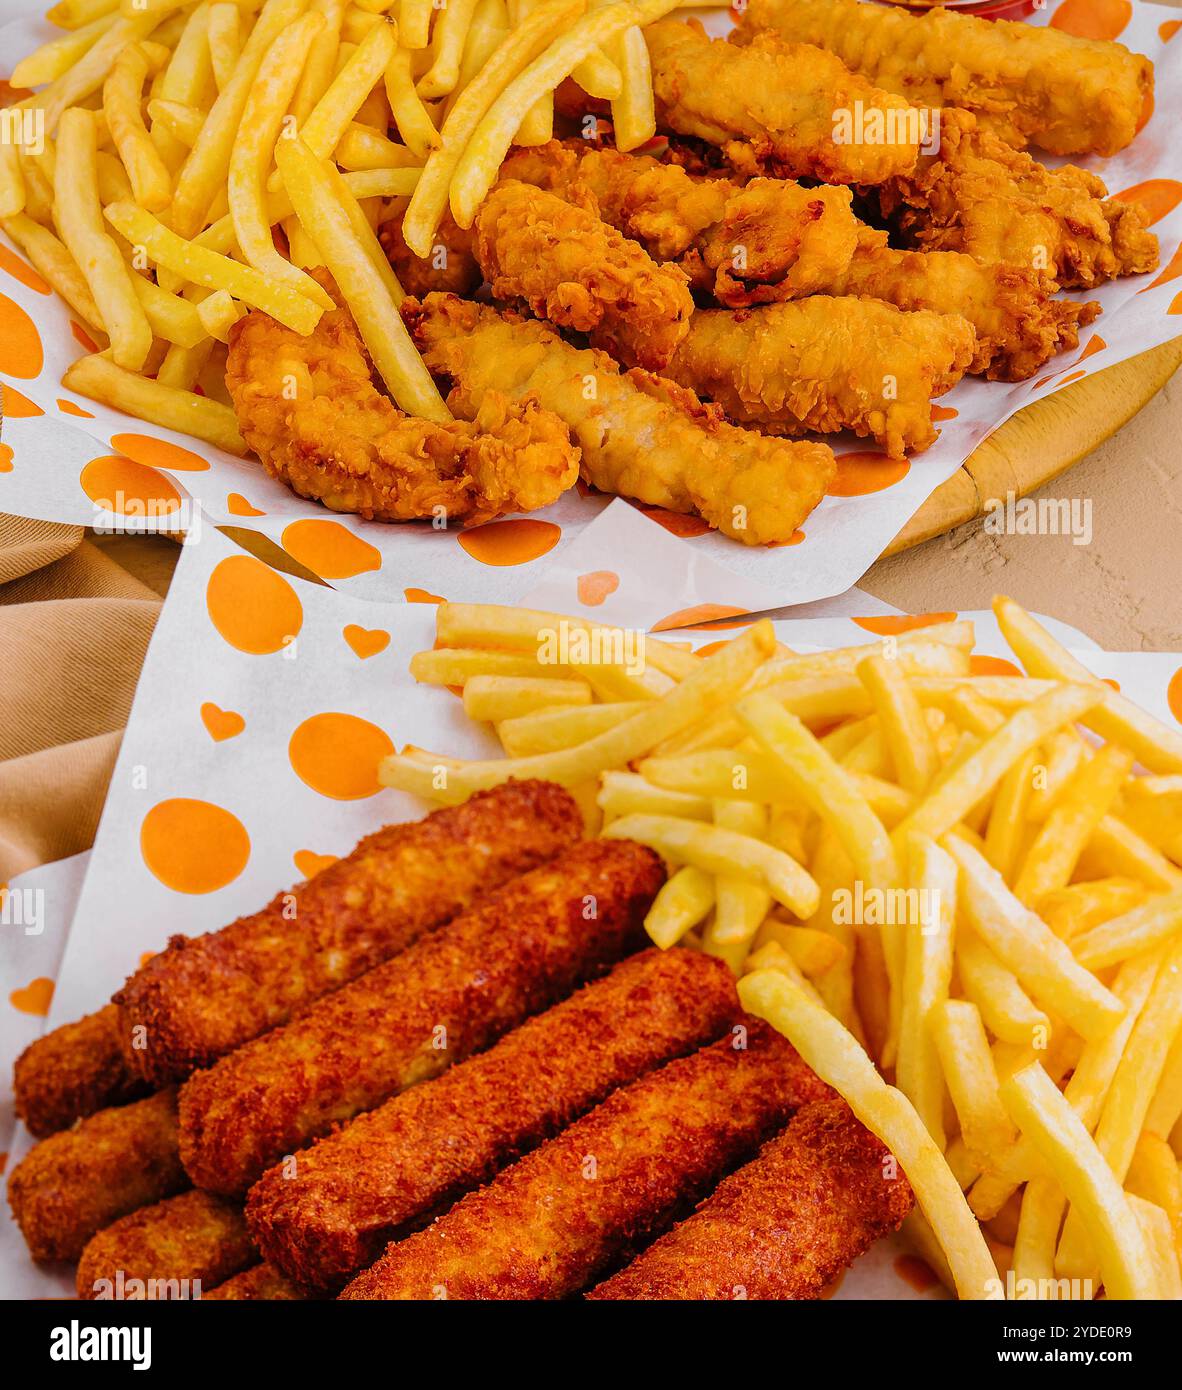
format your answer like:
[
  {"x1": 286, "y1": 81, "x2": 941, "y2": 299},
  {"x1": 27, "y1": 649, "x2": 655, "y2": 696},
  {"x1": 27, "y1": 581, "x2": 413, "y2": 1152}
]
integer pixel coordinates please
[
  {"x1": 1, "y1": 213, "x2": 102, "y2": 330},
  {"x1": 995, "y1": 595, "x2": 1182, "y2": 775},
  {"x1": 596, "y1": 771, "x2": 710, "y2": 823},
  {"x1": 448, "y1": 0, "x2": 510, "y2": 117},
  {"x1": 195, "y1": 287, "x2": 243, "y2": 341},
  {"x1": 103, "y1": 41, "x2": 172, "y2": 211},
  {"x1": 62, "y1": 352, "x2": 245, "y2": 453},
  {"x1": 605, "y1": 20, "x2": 653, "y2": 150},
  {"x1": 157, "y1": 338, "x2": 215, "y2": 391},
  {"x1": 274, "y1": 135, "x2": 440, "y2": 413},
  {"x1": 462, "y1": 675, "x2": 592, "y2": 723},
  {"x1": 740, "y1": 968, "x2": 1000, "y2": 1299},
  {"x1": 300, "y1": 16, "x2": 397, "y2": 157},
  {"x1": 131, "y1": 274, "x2": 207, "y2": 347},
  {"x1": 410, "y1": 646, "x2": 578, "y2": 684},
  {"x1": 104, "y1": 200, "x2": 323, "y2": 333},
  {"x1": 946, "y1": 835, "x2": 1124, "y2": 1041},
  {"x1": 1079, "y1": 815, "x2": 1182, "y2": 893},
  {"x1": 48, "y1": 0, "x2": 120, "y2": 26},
  {"x1": 402, "y1": 0, "x2": 583, "y2": 256},
  {"x1": 400, "y1": 0, "x2": 434, "y2": 47},
  {"x1": 1072, "y1": 889, "x2": 1182, "y2": 972},
  {"x1": 956, "y1": 929, "x2": 1048, "y2": 1046},
  {"x1": 644, "y1": 863, "x2": 714, "y2": 950},
  {"x1": 147, "y1": 2, "x2": 216, "y2": 172},
  {"x1": 56, "y1": 109, "x2": 152, "y2": 369},
  {"x1": 1026, "y1": 728, "x2": 1088, "y2": 823},
  {"x1": 146, "y1": 98, "x2": 205, "y2": 147},
  {"x1": 983, "y1": 746, "x2": 1038, "y2": 884},
  {"x1": 207, "y1": 2, "x2": 242, "y2": 91},
  {"x1": 1128, "y1": 1195, "x2": 1182, "y2": 1300},
  {"x1": 1000, "y1": 1063, "x2": 1157, "y2": 1300},
  {"x1": 37, "y1": 14, "x2": 157, "y2": 132},
  {"x1": 418, "y1": 0, "x2": 481, "y2": 98},
  {"x1": 756, "y1": 919, "x2": 846, "y2": 977},
  {"x1": 1147, "y1": 1029, "x2": 1182, "y2": 1140},
  {"x1": 13, "y1": 12, "x2": 117, "y2": 88},
  {"x1": 385, "y1": 44, "x2": 442, "y2": 156},
  {"x1": 709, "y1": 800, "x2": 772, "y2": 946},
  {"x1": 933, "y1": 1000, "x2": 1017, "y2": 1164},
  {"x1": 291, "y1": 0, "x2": 345, "y2": 127},
  {"x1": 858, "y1": 655, "x2": 938, "y2": 795},
  {"x1": 1040, "y1": 877, "x2": 1151, "y2": 942},
  {"x1": 499, "y1": 702, "x2": 645, "y2": 758}
]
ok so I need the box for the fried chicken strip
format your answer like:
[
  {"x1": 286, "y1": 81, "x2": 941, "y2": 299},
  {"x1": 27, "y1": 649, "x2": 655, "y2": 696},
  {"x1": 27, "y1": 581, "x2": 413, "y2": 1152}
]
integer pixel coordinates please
[
  {"x1": 666, "y1": 298, "x2": 976, "y2": 458},
  {"x1": 877, "y1": 110, "x2": 1158, "y2": 291},
  {"x1": 247, "y1": 948, "x2": 737, "y2": 1292},
  {"x1": 500, "y1": 141, "x2": 860, "y2": 307},
  {"x1": 473, "y1": 180, "x2": 694, "y2": 371},
  {"x1": 202, "y1": 1262, "x2": 309, "y2": 1300},
  {"x1": 587, "y1": 1097, "x2": 914, "y2": 1299},
  {"x1": 379, "y1": 208, "x2": 482, "y2": 298},
  {"x1": 339, "y1": 1020, "x2": 831, "y2": 1299},
  {"x1": 7, "y1": 1089, "x2": 186, "y2": 1262},
  {"x1": 225, "y1": 272, "x2": 578, "y2": 525},
  {"x1": 76, "y1": 1191, "x2": 253, "y2": 1300},
  {"x1": 739, "y1": 0, "x2": 1153, "y2": 158},
  {"x1": 645, "y1": 20, "x2": 925, "y2": 186},
  {"x1": 178, "y1": 840, "x2": 664, "y2": 1195},
  {"x1": 832, "y1": 227, "x2": 1099, "y2": 382},
  {"x1": 404, "y1": 293, "x2": 836, "y2": 546},
  {"x1": 115, "y1": 780, "x2": 582, "y2": 1086},
  {"x1": 13, "y1": 1004, "x2": 147, "y2": 1138}
]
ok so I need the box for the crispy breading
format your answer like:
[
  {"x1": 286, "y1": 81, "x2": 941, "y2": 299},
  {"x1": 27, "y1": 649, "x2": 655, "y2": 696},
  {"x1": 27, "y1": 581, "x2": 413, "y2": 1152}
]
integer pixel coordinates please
[
  {"x1": 666, "y1": 297, "x2": 977, "y2": 458},
  {"x1": 76, "y1": 1191, "x2": 253, "y2": 1300},
  {"x1": 7, "y1": 1089, "x2": 186, "y2": 1263},
  {"x1": 587, "y1": 1097, "x2": 914, "y2": 1299},
  {"x1": 379, "y1": 208, "x2": 481, "y2": 298},
  {"x1": 645, "y1": 20, "x2": 924, "y2": 186},
  {"x1": 224, "y1": 272, "x2": 578, "y2": 525},
  {"x1": 246, "y1": 948, "x2": 738, "y2": 1292},
  {"x1": 877, "y1": 110, "x2": 1158, "y2": 291},
  {"x1": 13, "y1": 1004, "x2": 147, "y2": 1139},
  {"x1": 202, "y1": 1262, "x2": 309, "y2": 1300},
  {"x1": 831, "y1": 227, "x2": 1099, "y2": 382},
  {"x1": 472, "y1": 180, "x2": 694, "y2": 371},
  {"x1": 178, "y1": 840, "x2": 664, "y2": 1196},
  {"x1": 404, "y1": 293, "x2": 836, "y2": 546},
  {"x1": 500, "y1": 141, "x2": 860, "y2": 308},
  {"x1": 115, "y1": 780, "x2": 582, "y2": 1087},
  {"x1": 739, "y1": 0, "x2": 1153, "y2": 158},
  {"x1": 338, "y1": 1020, "x2": 831, "y2": 1300}
]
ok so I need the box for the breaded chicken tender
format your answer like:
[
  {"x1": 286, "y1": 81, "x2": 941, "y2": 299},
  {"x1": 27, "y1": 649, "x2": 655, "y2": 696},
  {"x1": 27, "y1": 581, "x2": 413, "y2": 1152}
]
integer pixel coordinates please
[
  {"x1": 339, "y1": 1020, "x2": 832, "y2": 1300},
  {"x1": 587, "y1": 1097, "x2": 914, "y2": 1299},
  {"x1": 202, "y1": 1262, "x2": 309, "y2": 1300},
  {"x1": 246, "y1": 948, "x2": 738, "y2": 1292},
  {"x1": 115, "y1": 780, "x2": 582, "y2": 1086},
  {"x1": 500, "y1": 142, "x2": 860, "y2": 308},
  {"x1": 831, "y1": 227, "x2": 1099, "y2": 382},
  {"x1": 7, "y1": 1089, "x2": 186, "y2": 1263},
  {"x1": 404, "y1": 293, "x2": 836, "y2": 546},
  {"x1": 877, "y1": 110, "x2": 1158, "y2": 291},
  {"x1": 178, "y1": 840, "x2": 664, "y2": 1195},
  {"x1": 379, "y1": 208, "x2": 482, "y2": 298},
  {"x1": 739, "y1": 0, "x2": 1153, "y2": 158},
  {"x1": 473, "y1": 180, "x2": 694, "y2": 371},
  {"x1": 225, "y1": 272, "x2": 578, "y2": 525},
  {"x1": 13, "y1": 1004, "x2": 147, "y2": 1138},
  {"x1": 666, "y1": 298, "x2": 977, "y2": 458},
  {"x1": 645, "y1": 20, "x2": 926, "y2": 186},
  {"x1": 76, "y1": 1191, "x2": 253, "y2": 1300}
]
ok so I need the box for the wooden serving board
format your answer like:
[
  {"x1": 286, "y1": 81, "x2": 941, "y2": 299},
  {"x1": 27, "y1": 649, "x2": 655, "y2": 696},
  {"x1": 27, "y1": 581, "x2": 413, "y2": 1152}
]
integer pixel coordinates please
[{"x1": 886, "y1": 337, "x2": 1182, "y2": 555}]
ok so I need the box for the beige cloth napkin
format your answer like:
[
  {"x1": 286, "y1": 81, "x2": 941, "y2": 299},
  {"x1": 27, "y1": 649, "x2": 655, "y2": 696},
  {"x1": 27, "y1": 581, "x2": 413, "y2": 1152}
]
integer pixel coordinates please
[{"x1": 0, "y1": 514, "x2": 178, "y2": 880}]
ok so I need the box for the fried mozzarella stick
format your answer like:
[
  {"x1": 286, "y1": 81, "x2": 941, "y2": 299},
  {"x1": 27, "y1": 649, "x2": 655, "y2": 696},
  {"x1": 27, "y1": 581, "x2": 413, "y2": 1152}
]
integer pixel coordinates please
[
  {"x1": 587, "y1": 1097, "x2": 913, "y2": 1299},
  {"x1": 405, "y1": 293, "x2": 836, "y2": 546},
  {"x1": 739, "y1": 0, "x2": 1153, "y2": 158},
  {"x1": 247, "y1": 948, "x2": 737, "y2": 1291},
  {"x1": 13, "y1": 1004, "x2": 147, "y2": 1138},
  {"x1": 202, "y1": 1263, "x2": 309, "y2": 1300},
  {"x1": 7, "y1": 1089, "x2": 186, "y2": 1262},
  {"x1": 179, "y1": 840, "x2": 664, "y2": 1195},
  {"x1": 500, "y1": 141, "x2": 860, "y2": 307},
  {"x1": 645, "y1": 20, "x2": 925, "y2": 186},
  {"x1": 831, "y1": 227, "x2": 1098, "y2": 382},
  {"x1": 76, "y1": 1191, "x2": 253, "y2": 1300},
  {"x1": 115, "y1": 780, "x2": 581, "y2": 1086},
  {"x1": 340, "y1": 1021, "x2": 831, "y2": 1299},
  {"x1": 473, "y1": 180, "x2": 694, "y2": 371},
  {"x1": 666, "y1": 298, "x2": 976, "y2": 459},
  {"x1": 878, "y1": 110, "x2": 1158, "y2": 291}
]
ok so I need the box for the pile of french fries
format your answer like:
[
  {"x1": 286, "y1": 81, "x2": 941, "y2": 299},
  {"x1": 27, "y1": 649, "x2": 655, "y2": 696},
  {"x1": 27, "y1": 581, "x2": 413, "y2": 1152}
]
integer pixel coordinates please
[
  {"x1": 382, "y1": 594, "x2": 1182, "y2": 1301},
  {"x1": 0, "y1": 0, "x2": 691, "y2": 451}
]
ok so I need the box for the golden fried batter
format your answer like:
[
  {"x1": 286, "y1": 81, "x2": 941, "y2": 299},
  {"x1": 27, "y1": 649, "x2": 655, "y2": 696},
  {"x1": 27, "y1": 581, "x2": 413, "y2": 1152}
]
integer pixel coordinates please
[
  {"x1": 587, "y1": 1097, "x2": 914, "y2": 1299},
  {"x1": 225, "y1": 272, "x2": 578, "y2": 524},
  {"x1": 178, "y1": 840, "x2": 664, "y2": 1196},
  {"x1": 247, "y1": 948, "x2": 738, "y2": 1292},
  {"x1": 339, "y1": 1020, "x2": 831, "y2": 1300},
  {"x1": 404, "y1": 293, "x2": 836, "y2": 546},
  {"x1": 8, "y1": 1089, "x2": 186, "y2": 1262},
  {"x1": 13, "y1": 1004, "x2": 147, "y2": 1138},
  {"x1": 473, "y1": 180, "x2": 694, "y2": 370},
  {"x1": 202, "y1": 1262, "x2": 309, "y2": 1300},
  {"x1": 379, "y1": 208, "x2": 482, "y2": 298},
  {"x1": 115, "y1": 780, "x2": 582, "y2": 1086},
  {"x1": 76, "y1": 1191, "x2": 253, "y2": 1300},
  {"x1": 666, "y1": 297, "x2": 977, "y2": 458}
]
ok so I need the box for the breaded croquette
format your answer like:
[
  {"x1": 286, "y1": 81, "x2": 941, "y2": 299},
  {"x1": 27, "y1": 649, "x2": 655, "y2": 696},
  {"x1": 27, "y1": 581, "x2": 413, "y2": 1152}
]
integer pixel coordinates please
[
  {"x1": 339, "y1": 1020, "x2": 831, "y2": 1300},
  {"x1": 587, "y1": 1097, "x2": 914, "y2": 1299},
  {"x1": 246, "y1": 948, "x2": 738, "y2": 1291},
  {"x1": 115, "y1": 780, "x2": 582, "y2": 1086},
  {"x1": 7, "y1": 1088, "x2": 186, "y2": 1263},
  {"x1": 201, "y1": 1262, "x2": 309, "y2": 1300},
  {"x1": 178, "y1": 840, "x2": 664, "y2": 1195}
]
